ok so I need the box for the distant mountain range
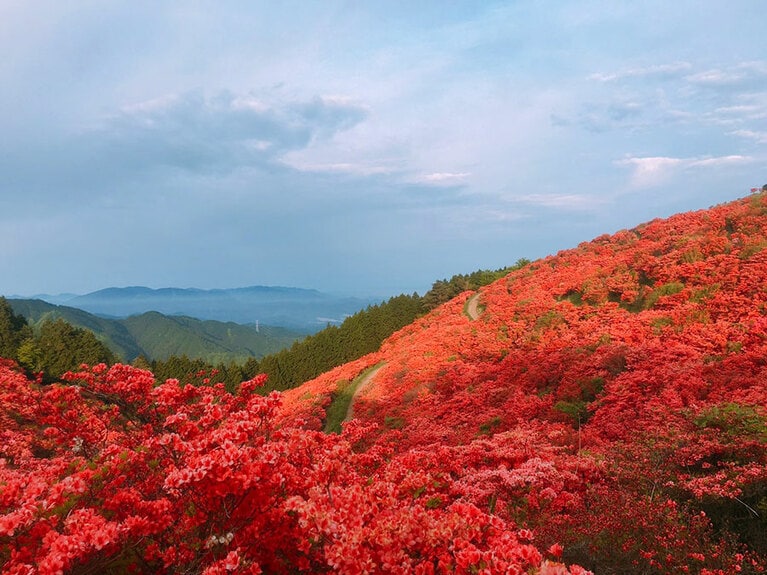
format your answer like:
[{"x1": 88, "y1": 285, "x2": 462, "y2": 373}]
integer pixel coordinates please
[
  {"x1": 17, "y1": 285, "x2": 378, "y2": 332},
  {"x1": 8, "y1": 299, "x2": 303, "y2": 364}
]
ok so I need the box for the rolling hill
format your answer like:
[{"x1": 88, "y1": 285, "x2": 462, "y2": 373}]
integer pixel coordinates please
[{"x1": 7, "y1": 299, "x2": 302, "y2": 363}]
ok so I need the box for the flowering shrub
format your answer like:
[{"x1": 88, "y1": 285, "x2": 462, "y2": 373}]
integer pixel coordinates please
[{"x1": 0, "y1": 362, "x2": 582, "y2": 574}]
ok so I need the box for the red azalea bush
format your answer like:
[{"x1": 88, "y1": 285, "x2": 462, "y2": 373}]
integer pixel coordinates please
[{"x1": 0, "y1": 361, "x2": 583, "y2": 574}]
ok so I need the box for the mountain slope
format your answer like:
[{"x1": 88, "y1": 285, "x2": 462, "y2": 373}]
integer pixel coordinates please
[
  {"x1": 280, "y1": 192, "x2": 767, "y2": 572},
  {"x1": 8, "y1": 299, "x2": 143, "y2": 360},
  {"x1": 7, "y1": 299, "x2": 302, "y2": 363},
  {"x1": 121, "y1": 312, "x2": 300, "y2": 363}
]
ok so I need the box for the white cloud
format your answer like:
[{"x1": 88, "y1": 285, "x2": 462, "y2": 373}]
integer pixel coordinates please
[
  {"x1": 93, "y1": 90, "x2": 369, "y2": 175},
  {"x1": 3, "y1": 1, "x2": 767, "y2": 297},
  {"x1": 731, "y1": 129, "x2": 767, "y2": 144},
  {"x1": 282, "y1": 161, "x2": 394, "y2": 177},
  {"x1": 715, "y1": 100, "x2": 767, "y2": 121},
  {"x1": 620, "y1": 157, "x2": 682, "y2": 187},
  {"x1": 589, "y1": 62, "x2": 692, "y2": 82},
  {"x1": 686, "y1": 61, "x2": 767, "y2": 87},
  {"x1": 618, "y1": 155, "x2": 754, "y2": 187},
  {"x1": 409, "y1": 172, "x2": 471, "y2": 186},
  {"x1": 512, "y1": 193, "x2": 604, "y2": 210},
  {"x1": 688, "y1": 155, "x2": 753, "y2": 168}
]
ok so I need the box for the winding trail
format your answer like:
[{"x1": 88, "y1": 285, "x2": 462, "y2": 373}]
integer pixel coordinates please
[
  {"x1": 344, "y1": 295, "x2": 481, "y2": 423},
  {"x1": 465, "y1": 292, "x2": 482, "y2": 320},
  {"x1": 344, "y1": 364, "x2": 385, "y2": 422}
]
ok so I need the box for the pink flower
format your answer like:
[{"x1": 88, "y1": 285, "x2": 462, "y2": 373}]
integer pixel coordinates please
[{"x1": 223, "y1": 550, "x2": 240, "y2": 571}]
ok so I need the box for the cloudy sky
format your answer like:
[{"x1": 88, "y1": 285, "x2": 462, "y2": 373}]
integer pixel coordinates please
[{"x1": 2, "y1": 1, "x2": 765, "y2": 298}]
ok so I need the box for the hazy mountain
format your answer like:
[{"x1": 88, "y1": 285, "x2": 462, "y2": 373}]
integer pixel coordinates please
[
  {"x1": 51, "y1": 285, "x2": 376, "y2": 331},
  {"x1": 8, "y1": 293, "x2": 79, "y2": 306},
  {"x1": 7, "y1": 299, "x2": 302, "y2": 363}
]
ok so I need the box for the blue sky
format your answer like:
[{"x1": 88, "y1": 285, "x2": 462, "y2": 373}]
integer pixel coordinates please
[{"x1": 2, "y1": 1, "x2": 765, "y2": 298}]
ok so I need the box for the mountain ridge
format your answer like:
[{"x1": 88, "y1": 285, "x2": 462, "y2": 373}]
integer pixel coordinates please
[
  {"x1": 7, "y1": 298, "x2": 302, "y2": 363},
  {"x1": 11, "y1": 285, "x2": 377, "y2": 331}
]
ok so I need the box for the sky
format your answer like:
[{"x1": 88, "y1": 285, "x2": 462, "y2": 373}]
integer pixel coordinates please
[{"x1": 2, "y1": 1, "x2": 766, "y2": 299}]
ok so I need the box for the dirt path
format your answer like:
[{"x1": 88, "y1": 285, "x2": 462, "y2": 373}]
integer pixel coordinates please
[
  {"x1": 465, "y1": 292, "x2": 482, "y2": 320},
  {"x1": 343, "y1": 295, "x2": 479, "y2": 424},
  {"x1": 344, "y1": 364, "x2": 385, "y2": 422}
]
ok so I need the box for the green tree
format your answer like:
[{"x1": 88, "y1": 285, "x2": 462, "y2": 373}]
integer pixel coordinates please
[
  {"x1": 0, "y1": 297, "x2": 32, "y2": 359},
  {"x1": 22, "y1": 318, "x2": 115, "y2": 381}
]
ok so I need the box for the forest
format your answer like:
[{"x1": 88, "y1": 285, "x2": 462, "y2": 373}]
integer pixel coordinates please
[{"x1": 1, "y1": 191, "x2": 766, "y2": 574}]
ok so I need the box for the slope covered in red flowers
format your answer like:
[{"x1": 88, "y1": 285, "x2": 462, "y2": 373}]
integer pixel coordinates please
[
  {"x1": 281, "y1": 191, "x2": 767, "y2": 573},
  {"x1": 2, "y1": 192, "x2": 766, "y2": 574}
]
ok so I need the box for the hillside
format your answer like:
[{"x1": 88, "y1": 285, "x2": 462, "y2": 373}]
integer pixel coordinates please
[
  {"x1": 7, "y1": 299, "x2": 302, "y2": 363},
  {"x1": 46, "y1": 285, "x2": 376, "y2": 332},
  {"x1": 279, "y1": 192, "x2": 767, "y2": 572},
  {"x1": 255, "y1": 264, "x2": 525, "y2": 392},
  {"x1": 2, "y1": 192, "x2": 766, "y2": 574},
  {"x1": 121, "y1": 312, "x2": 299, "y2": 363},
  {"x1": 8, "y1": 299, "x2": 142, "y2": 360}
]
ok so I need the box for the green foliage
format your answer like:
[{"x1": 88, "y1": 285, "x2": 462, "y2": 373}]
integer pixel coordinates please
[
  {"x1": 324, "y1": 364, "x2": 383, "y2": 434},
  {"x1": 554, "y1": 400, "x2": 588, "y2": 424},
  {"x1": 324, "y1": 379, "x2": 355, "y2": 434},
  {"x1": 0, "y1": 297, "x2": 31, "y2": 359},
  {"x1": 421, "y1": 259, "x2": 530, "y2": 311},
  {"x1": 478, "y1": 415, "x2": 502, "y2": 435},
  {"x1": 7, "y1": 299, "x2": 301, "y2": 364},
  {"x1": 122, "y1": 312, "x2": 299, "y2": 363},
  {"x1": 258, "y1": 262, "x2": 530, "y2": 392},
  {"x1": 8, "y1": 298, "x2": 142, "y2": 360},
  {"x1": 650, "y1": 316, "x2": 674, "y2": 332},
  {"x1": 1, "y1": 299, "x2": 116, "y2": 381},
  {"x1": 258, "y1": 293, "x2": 424, "y2": 392},
  {"x1": 690, "y1": 284, "x2": 719, "y2": 304},
  {"x1": 147, "y1": 355, "x2": 258, "y2": 393},
  {"x1": 680, "y1": 248, "x2": 703, "y2": 263},
  {"x1": 620, "y1": 281, "x2": 685, "y2": 313},
  {"x1": 558, "y1": 290, "x2": 584, "y2": 306},
  {"x1": 739, "y1": 239, "x2": 767, "y2": 260},
  {"x1": 4, "y1": 261, "x2": 529, "y2": 392},
  {"x1": 20, "y1": 318, "x2": 115, "y2": 382},
  {"x1": 555, "y1": 377, "x2": 604, "y2": 425},
  {"x1": 534, "y1": 310, "x2": 564, "y2": 331},
  {"x1": 690, "y1": 404, "x2": 767, "y2": 555},
  {"x1": 384, "y1": 415, "x2": 406, "y2": 429},
  {"x1": 694, "y1": 403, "x2": 767, "y2": 442},
  {"x1": 644, "y1": 281, "x2": 685, "y2": 309}
]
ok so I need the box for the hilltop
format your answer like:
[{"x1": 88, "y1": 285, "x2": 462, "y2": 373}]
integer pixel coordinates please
[{"x1": 2, "y1": 192, "x2": 766, "y2": 574}]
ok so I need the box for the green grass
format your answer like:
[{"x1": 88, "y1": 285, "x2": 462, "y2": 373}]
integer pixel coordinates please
[{"x1": 324, "y1": 363, "x2": 384, "y2": 434}]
